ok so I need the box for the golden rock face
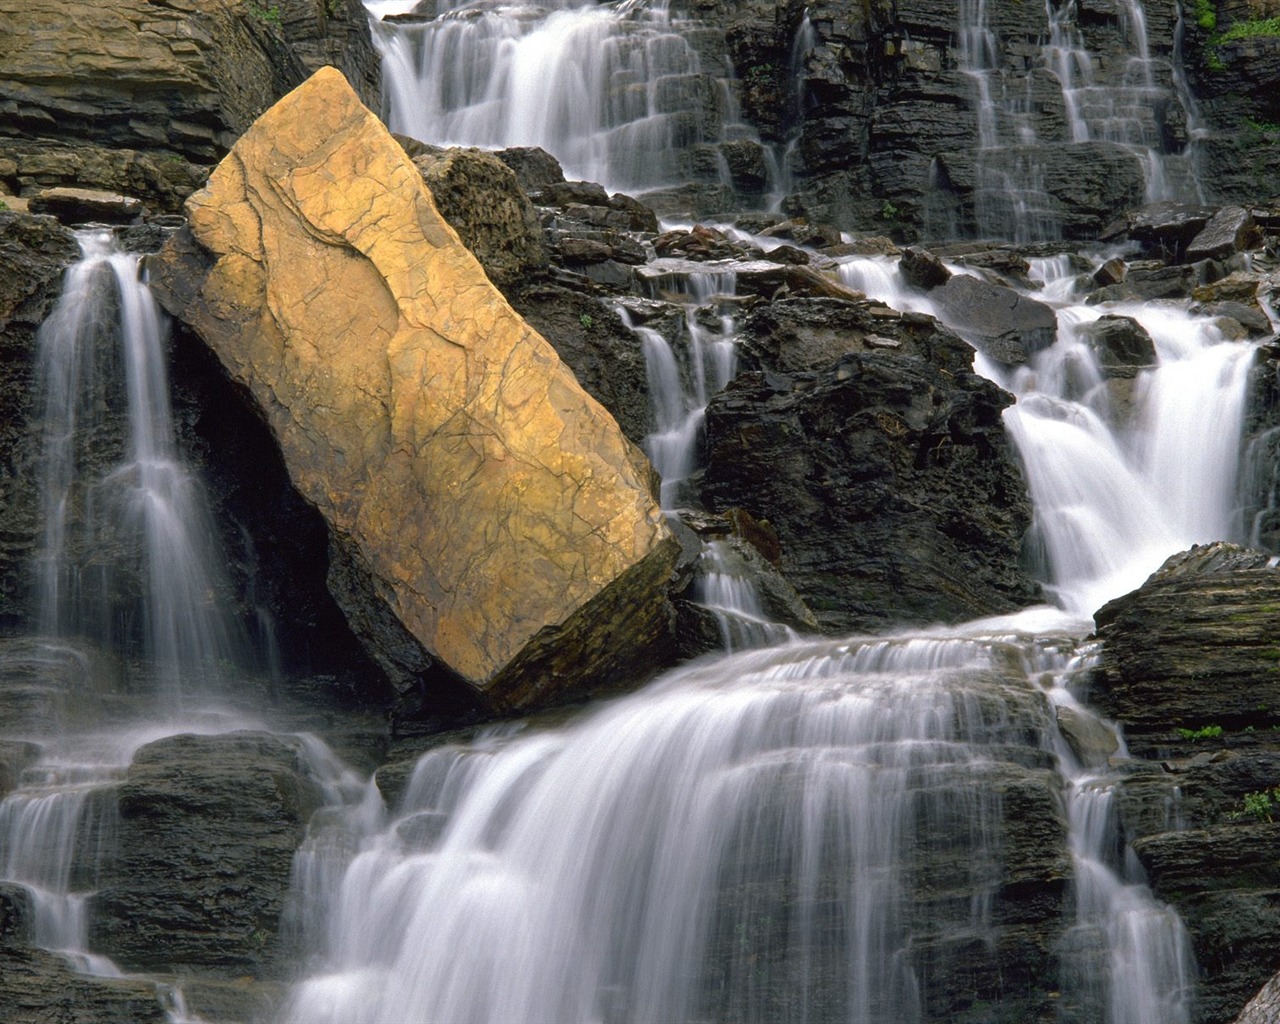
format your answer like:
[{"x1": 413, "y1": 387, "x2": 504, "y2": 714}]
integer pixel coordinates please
[{"x1": 172, "y1": 67, "x2": 674, "y2": 706}]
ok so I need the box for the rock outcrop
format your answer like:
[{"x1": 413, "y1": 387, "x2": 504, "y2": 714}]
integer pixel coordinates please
[
  {"x1": 0, "y1": 0, "x2": 379, "y2": 212},
  {"x1": 701, "y1": 299, "x2": 1041, "y2": 633},
  {"x1": 1091, "y1": 543, "x2": 1280, "y2": 752},
  {"x1": 150, "y1": 68, "x2": 677, "y2": 714},
  {"x1": 1090, "y1": 542, "x2": 1280, "y2": 1023},
  {"x1": 0, "y1": 213, "x2": 78, "y2": 621},
  {"x1": 89, "y1": 731, "x2": 321, "y2": 977}
]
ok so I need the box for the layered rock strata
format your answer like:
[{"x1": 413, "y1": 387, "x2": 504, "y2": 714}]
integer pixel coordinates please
[
  {"x1": 0, "y1": 0, "x2": 379, "y2": 212},
  {"x1": 150, "y1": 68, "x2": 677, "y2": 713}
]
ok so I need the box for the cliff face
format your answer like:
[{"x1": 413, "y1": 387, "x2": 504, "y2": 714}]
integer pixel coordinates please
[{"x1": 0, "y1": 0, "x2": 379, "y2": 212}]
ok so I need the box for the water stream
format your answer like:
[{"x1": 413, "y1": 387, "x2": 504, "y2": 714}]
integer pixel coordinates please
[{"x1": 0, "y1": 2, "x2": 1260, "y2": 1019}]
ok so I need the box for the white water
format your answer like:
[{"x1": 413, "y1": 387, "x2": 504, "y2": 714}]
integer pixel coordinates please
[
  {"x1": 956, "y1": 0, "x2": 1203, "y2": 238},
  {"x1": 1, "y1": 233, "x2": 357, "y2": 1020},
  {"x1": 34, "y1": 231, "x2": 241, "y2": 698},
  {"x1": 274, "y1": 240, "x2": 1250, "y2": 1021},
  {"x1": 369, "y1": 0, "x2": 754, "y2": 195}
]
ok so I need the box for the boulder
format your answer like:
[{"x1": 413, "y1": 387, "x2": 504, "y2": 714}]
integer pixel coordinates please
[
  {"x1": 1077, "y1": 314, "x2": 1157, "y2": 376},
  {"x1": 1236, "y1": 971, "x2": 1280, "y2": 1024},
  {"x1": 409, "y1": 146, "x2": 549, "y2": 292},
  {"x1": 900, "y1": 246, "x2": 951, "y2": 290},
  {"x1": 700, "y1": 313, "x2": 1041, "y2": 634},
  {"x1": 929, "y1": 273, "x2": 1058, "y2": 365},
  {"x1": 1186, "y1": 205, "x2": 1264, "y2": 263},
  {"x1": 148, "y1": 68, "x2": 677, "y2": 714},
  {"x1": 90, "y1": 731, "x2": 322, "y2": 977},
  {"x1": 1091, "y1": 543, "x2": 1280, "y2": 753}
]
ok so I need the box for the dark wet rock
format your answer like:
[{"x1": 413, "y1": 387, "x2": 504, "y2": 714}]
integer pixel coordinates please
[
  {"x1": 736, "y1": 296, "x2": 950, "y2": 374},
  {"x1": 1091, "y1": 543, "x2": 1280, "y2": 755},
  {"x1": 701, "y1": 314, "x2": 1040, "y2": 634},
  {"x1": 0, "y1": 944, "x2": 167, "y2": 1023},
  {"x1": 0, "y1": 739, "x2": 39, "y2": 797},
  {"x1": 0, "y1": 882, "x2": 32, "y2": 944},
  {"x1": 509, "y1": 285, "x2": 652, "y2": 446},
  {"x1": 1078, "y1": 315, "x2": 1157, "y2": 376},
  {"x1": 26, "y1": 187, "x2": 144, "y2": 225},
  {"x1": 1088, "y1": 261, "x2": 1200, "y2": 303},
  {"x1": 1054, "y1": 703, "x2": 1119, "y2": 769},
  {"x1": 411, "y1": 146, "x2": 550, "y2": 292},
  {"x1": 655, "y1": 224, "x2": 760, "y2": 262},
  {"x1": 0, "y1": 0, "x2": 380, "y2": 212},
  {"x1": 1092, "y1": 256, "x2": 1127, "y2": 287},
  {"x1": 900, "y1": 246, "x2": 951, "y2": 290},
  {"x1": 1187, "y1": 206, "x2": 1264, "y2": 263},
  {"x1": 0, "y1": 213, "x2": 78, "y2": 622},
  {"x1": 1193, "y1": 270, "x2": 1264, "y2": 307},
  {"x1": 90, "y1": 731, "x2": 323, "y2": 977},
  {"x1": 929, "y1": 274, "x2": 1058, "y2": 364},
  {"x1": 1133, "y1": 825, "x2": 1280, "y2": 1024},
  {"x1": 496, "y1": 146, "x2": 566, "y2": 191},
  {"x1": 1194, "y1": 300, "x2": 1275, "y2": 339},
  {"x1": 1120, "y1": 202, "x2": 1218, "y2": 260}
]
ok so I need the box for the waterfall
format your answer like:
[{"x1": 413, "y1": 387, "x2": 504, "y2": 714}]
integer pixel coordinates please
[
  {"x1": 34, "y1": 230, "x2": 242, "y2": 699},
  {"x1": 368, "y1": 0, "x2": 759, "y2": 197},
  {"x1": 955, "y1": 0, "x2": 1203, "y2": 238}
]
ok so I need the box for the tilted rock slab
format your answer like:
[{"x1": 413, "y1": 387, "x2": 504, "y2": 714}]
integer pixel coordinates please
[{"x1": 151, "y1": 67, "x2": 676, "y2": 712}]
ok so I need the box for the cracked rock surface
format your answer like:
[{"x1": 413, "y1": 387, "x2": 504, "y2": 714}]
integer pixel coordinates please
[{"x1": 150, "y1": 68, "x2": 677, "y2": 714}]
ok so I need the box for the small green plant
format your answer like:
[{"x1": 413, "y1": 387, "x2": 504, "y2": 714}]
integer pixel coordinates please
[
  {"x1": 1175, "y1": 723, "x2": 1223, "y2": 742},
  {"x1": 1238, "y1": 787, "x2": 1280, "y2": 822},
  {"x1": 1218, "y1": 16, "x2": 1280, "y2": 41},
  {"x1": 325, "y1": 0, "x2": 343, "y2": 15},
  {"x1": 881, "y1": 200, "x2": 899, "y2": 220},
  {"x1": 1192, "y1": 0, "x2": 1217, "y2": 32},
  {"x1": 578, "y1": 312, "x2": 594, "y2": 330},
  {"x1": 0, "y1": 199, "x2": 8, "y2": 212},
  {"x1": 248, "y1": 2, "x2": 282, "y2": 26}
]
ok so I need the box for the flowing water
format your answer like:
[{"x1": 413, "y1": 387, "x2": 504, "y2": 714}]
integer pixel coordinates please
[
  {"x1": 370, "y1": 0, "x2": 762, "y2": 197},
  {"x1": 1, "y1": 3, "x2": 1258, "y2": 1018},
  {"x1": 955, "y1": 0, "x2": 1203, "y2": 239}
]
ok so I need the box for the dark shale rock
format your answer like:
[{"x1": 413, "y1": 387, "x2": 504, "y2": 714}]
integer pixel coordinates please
[
  {"x1": 411, "y1": 146, "x2": 550, "y2": 292},
  {"x1": 0, "y1": 212, "x2": 78, "y2": 624},
  {"x1": 1078, "y1": 314, "x2": 1157, "y2": 376},
  {"x1": 1121, "y1": 202, "x2": 1218, "y2": 261},
  {"x1": 89, "y1": 731, "x2": 322, "y2": 978},
  {"x1": 929, "y1": 273, "x2": 1058, "y2": 365},
  {"x1": 900, "y1": 246, "x2": 952, "y2": 290},
  {"x1": 1187, "y1": 206, "x2": 1264, "y2": 264},
  {"x1": 1091, "y1": 543, "x2": 1280, "y2": 754},
  {"x1": 496, "y1": 146, "x2": 567, "y2": 191},
  {"x1": 0, "y1": 0, "x2": 380, "y2": 212},
  {"x1": 700, "y1": 311, "x2": 1040, "y2": 634},
  {"x1": 1133, "y1": 825, "x2": 1280, "y2": 1024},
  {"x1": 0, "y1": 945, "x2": 166, "y2": 1024}
]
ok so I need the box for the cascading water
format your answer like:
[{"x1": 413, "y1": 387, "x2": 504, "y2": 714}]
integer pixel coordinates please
[
  {"x1": 34, "y1": 230, "x2": 241, "y2": 698},
  {"x1": 955, "y1": 0, "x2": 1203, "y2": 239},
  {"x1": 0, "y1": 231, "x2": 351, "y2": 1019},
  {"x1": 369, "y1": 0, "x2": 761, "y2": 197}
]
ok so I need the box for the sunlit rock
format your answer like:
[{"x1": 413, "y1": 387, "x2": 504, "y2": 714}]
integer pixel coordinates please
[{"x1": 150, "y1": 68, "x2": 676, "y2": 713}]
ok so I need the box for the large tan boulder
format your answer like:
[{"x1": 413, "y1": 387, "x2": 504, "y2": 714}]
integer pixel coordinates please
[{"x1": 150, "y1": 67, "x2": 677, "y2": 713}]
